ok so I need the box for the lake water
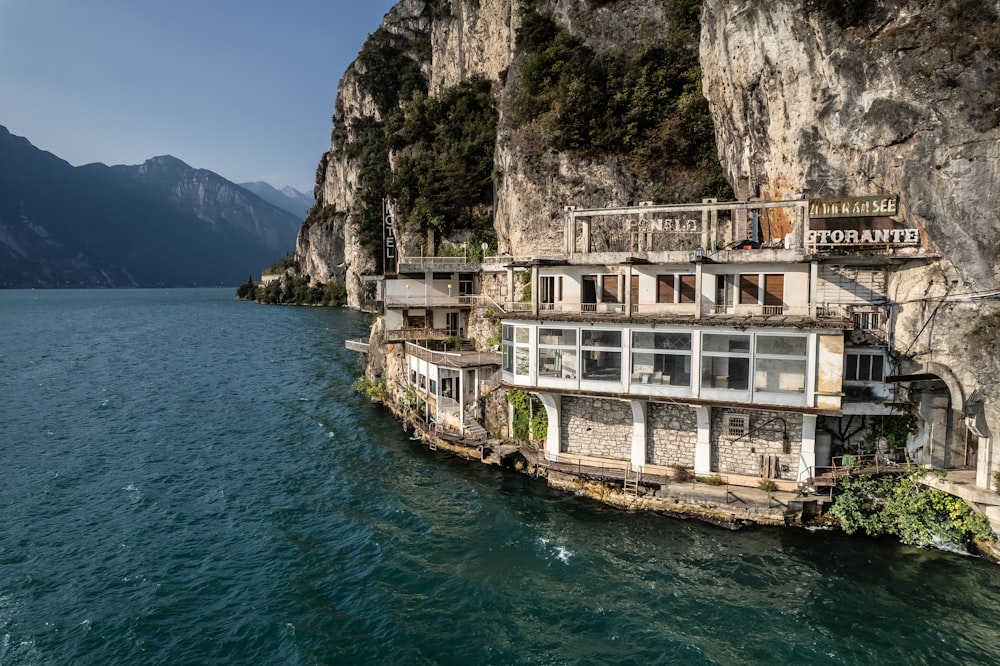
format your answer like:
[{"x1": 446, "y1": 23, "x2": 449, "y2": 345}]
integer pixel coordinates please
[{"x1": 2, "y1": 288, "x2": 1000, "y2": 665}]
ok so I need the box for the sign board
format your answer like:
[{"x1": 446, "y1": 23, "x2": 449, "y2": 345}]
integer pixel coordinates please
[
  {"x1": 628, "y1": 218, "x2": 700, "y2": 233},
  {"x1": 808, "y1": 195, "x2": 898, "y2": 219},
  {"x1": 806, "y1": 227, "x2": 919, "y2": 246}
]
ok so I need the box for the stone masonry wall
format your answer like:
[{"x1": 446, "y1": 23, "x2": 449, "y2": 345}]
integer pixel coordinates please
[
  {"x1": 561, "y1": 396, "x2": 631, "y2": 458},
  {"x1": 711, "y1": 409, "x2": 803, "y2": 480},
  {"x1": 647, "y1": 403, "x2": 697, "y2": 466}
]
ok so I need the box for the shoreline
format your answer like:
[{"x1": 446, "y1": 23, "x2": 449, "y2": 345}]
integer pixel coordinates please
[
  {"x1": 375, "y1": 397, "x2": 1000, "y2": 561},
  {"x1": 384, "y1": 399, "x2": 831, "y2": 532}
]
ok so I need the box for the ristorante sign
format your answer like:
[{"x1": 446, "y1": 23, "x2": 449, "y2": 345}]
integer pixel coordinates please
[
  {"x1": 808, "y1": 195, "x2": 898, "y2": 218},
  {"x1": 806, "y1": 227, "x2": 919, "y2": 245}
]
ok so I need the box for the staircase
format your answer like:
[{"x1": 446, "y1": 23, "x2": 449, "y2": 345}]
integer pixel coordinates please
[
  {"x1": 463, "y1": 416, "x2": 489, "y2": 441},
  {"x1": 624, "y1": 463, "x2": 642, "y2": 497}
]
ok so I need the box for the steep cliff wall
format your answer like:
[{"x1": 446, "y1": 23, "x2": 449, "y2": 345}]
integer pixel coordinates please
[
  {"x1": 700, "y1": 0, "x2": 1000, "y2": 289},
  {"x1": 300, "y1": 0, "x2": 724, "y2": 302}
]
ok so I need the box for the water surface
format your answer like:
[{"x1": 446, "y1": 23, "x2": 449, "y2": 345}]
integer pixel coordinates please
[{"x1": 1, "y1": 288, "x2": 999, "y2": 665}]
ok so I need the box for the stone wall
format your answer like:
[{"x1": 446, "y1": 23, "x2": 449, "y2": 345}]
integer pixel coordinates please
[
  {"x1": 711, "y1": 409, "x2": 802, "y2": 479},
  {"x1": 647, "y1": 403, "x2": 697, "y2": 466},
  {"x1": 560, "y1": 396, "x2": 631, "y2": 458}
]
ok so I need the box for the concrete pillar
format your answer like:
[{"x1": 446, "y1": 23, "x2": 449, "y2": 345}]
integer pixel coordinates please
[
  {"x1": 531, "y1": 264, "x2": 539, "y2": 317},
  {"x1": 694, "y1": 406, "x2": 712, "y2": 475},
  {"x1": 538, "y1": 393, "x2": 562, "y2": 461},
  {"x1": 809, "y1": 261, "x2": 818, "y2": 319},
  {"x1": 798, "y1": 414, "x2": 817, "y2": 484},
  {"x1": 630, "y1": 400, "x2": 648, "y2": 468},
  {"x1": 977, "y1": 434, "x2": 992, "y2": 489},
  {"x1": 694, "y1": 261, "x2": 703, "y2": 320}
]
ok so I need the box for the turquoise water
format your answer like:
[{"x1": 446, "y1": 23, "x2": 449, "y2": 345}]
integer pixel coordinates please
[{"x1": 2, "y1": 288, "x2": 1000, "y2": 665}]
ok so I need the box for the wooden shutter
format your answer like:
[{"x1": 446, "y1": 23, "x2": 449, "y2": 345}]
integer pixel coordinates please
[
  {"x1": 631, "y1": 275, "x2": 639, "y2": 305},
  {"x1": 602, "y1": 275, "x2": 619, "y2": 303},
  {"x1": 656, "y1": 275, "x2": 675, "y2": 303},
  {"x1": 679, "y1": 275, "x2": 697, "y2": 303},
  {"x1": 739, "y1": 274, "x2": 760, "y2": 304},
  {"x1": 763, "y1": 274, "x2": 784, "y2": 306}
]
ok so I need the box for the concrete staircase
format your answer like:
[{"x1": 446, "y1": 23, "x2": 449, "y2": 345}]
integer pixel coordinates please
[{"x1": 463, "y1": 416, "x2": 488, "y2": 441}]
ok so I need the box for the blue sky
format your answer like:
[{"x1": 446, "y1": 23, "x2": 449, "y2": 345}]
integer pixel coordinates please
[{"x1": 0, "y1": 0, "x2": 398, "y2": 194}]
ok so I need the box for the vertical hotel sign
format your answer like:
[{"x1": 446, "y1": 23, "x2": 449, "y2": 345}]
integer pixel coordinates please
[{"x1": 383, "y1": 200, "x2": 396, "y2": 273}]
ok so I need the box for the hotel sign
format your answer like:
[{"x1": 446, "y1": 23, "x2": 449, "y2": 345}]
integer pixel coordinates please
[
  {"x1": 629, "y1": 217, "x2": 700, "y2": 233},
  {"x1": 808, "y1": 195, "x2": 898, "y2": 219}
]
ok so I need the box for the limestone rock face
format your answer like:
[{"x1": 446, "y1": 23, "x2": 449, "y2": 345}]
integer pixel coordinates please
[{"x1": 699, "y1": 0, "x2": 1000, "y2": 290}]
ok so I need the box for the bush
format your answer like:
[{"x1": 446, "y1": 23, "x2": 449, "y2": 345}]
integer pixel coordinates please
[
  {"x1": 830, "y1": 472, "x2": 994, "y2": 549},
  {"x1": 353, "y1": 376, "x2": 388, "y2": 402},
  {"x1": 758, "y1": 479, "x2": 779, "y2": 493}
]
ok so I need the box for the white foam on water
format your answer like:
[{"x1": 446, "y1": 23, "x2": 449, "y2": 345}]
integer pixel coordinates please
[{"x1": 536, "y1": 537, "x2": 575, "y2": 565}]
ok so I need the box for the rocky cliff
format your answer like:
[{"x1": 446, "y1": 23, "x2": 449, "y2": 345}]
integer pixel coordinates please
[
  {"x1": 301, "y1": 0, "x2": 998, "y2": 370},
  {"x1": 700, "y1": 0, "x2": 1000, "y2": 290},
  {"x1": 297, "y1": 0, "x2": 727, "y2": 306}
]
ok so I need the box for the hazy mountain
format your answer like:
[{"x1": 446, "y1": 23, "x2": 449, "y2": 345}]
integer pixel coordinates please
[
  {"x1": 239, "y1": 181, "x2": 313, "y2": 219},
  {"x1": 0, "y1": 126, "x2": 300, "y2": 287}
]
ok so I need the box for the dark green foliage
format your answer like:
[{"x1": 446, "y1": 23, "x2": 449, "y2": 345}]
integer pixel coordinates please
[
  {"x1": 235, "y1": 277, "x2": 257, "y2": 300},
  {"x1": 390, "y1": 78, "x2": 498, "y2": 237},
  {"x1": 255, "y1": 276, "x2": 347, "y2": 306},
  {"x1": 508, "y1": 389, "x2": 547, "y2": 442},
  {"x1": 263, "y1": 252, "x2": 298, "y2": 275},
  {"x1": 356, "y1": 28, "x2": 429, "y2": 112},
  {"x1": 830, "y1": 472, "x2": 994, "y2": 549},
  {"x1": 333, "y1": 18, "x2": 498, "y2": 262},
  {"x1": 511, "y1": 2, "x2": 732, "y2": 201},
  {"x1": 802, "y1": 0, "x2": 880, "y2": 27}
]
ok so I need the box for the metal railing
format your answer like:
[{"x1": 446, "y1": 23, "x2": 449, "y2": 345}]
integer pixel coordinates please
[{"x1": 384, "y1": 294, "x2": 482, "y2": 308}]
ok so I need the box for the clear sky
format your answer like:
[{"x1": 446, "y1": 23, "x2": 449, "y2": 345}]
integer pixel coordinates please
[{"x1": 0, "y1": 0, "x2": 398, "y2": 194}]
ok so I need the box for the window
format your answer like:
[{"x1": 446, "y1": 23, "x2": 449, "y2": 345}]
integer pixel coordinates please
[
  {"x1": 701, "y1": 333, "x2": 751, "y2": 390},
  {"x1": 581, "y1": 329, "x2": 622, "y2": 381},
  {"x1": 739, "y1": 274, "x2": 759, "y2": 305},
  {"x1": 679, "y1": 274, "x2": 697, "y2": 303},
  {"x1": 739, "y1": 274, "x2": 784, "y2": 311},
  {"x1": 540, "y1": 276, "x2": 555, "y2": 304},
  {"x1": 754, "y1": 334, "x2": 807, "y2": 394},
  {"x1": 656, "y1": 275, "x2": 675, "y2": 303},
  {"x1": 724, "y1": 413, "x2": 750, "y2": 438},
  {"x1": 459, "y1": 273, "x2": 474, "y2": 296},
  {"x1": 631, "y1": 331, "x2": 692, "y2": 386},
  {"x1": 538, "y1": 327, "x2": 577, "y2": 379},
  {"x1": 845, "y1": 352, "x2": 885, "y2": 382},
  {"x1": 601, "y1": 275, "x2": 620, "y2": 303}
]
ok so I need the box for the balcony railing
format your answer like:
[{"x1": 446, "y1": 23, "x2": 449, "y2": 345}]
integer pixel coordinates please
[
  {"x1": 386, "y1": 327, "x2": 454, "y2": 341},
  {"x1": 384, "y1": 294, "x2": 482, "y2": 308},
  {"x1": 516, "y1": 302, "x2": 627, "y2": 314},
  {"x1": 631, "y1": 302, "x2": 698, "y2": 315}
]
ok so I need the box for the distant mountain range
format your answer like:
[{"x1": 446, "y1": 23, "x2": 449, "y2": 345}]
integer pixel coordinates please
[
  {"x1": 238, "y1": 181, "x2": 313, "y2": 219},
  {"x1": 0, "y1": 125, "x2": 302, "y2": 287}
]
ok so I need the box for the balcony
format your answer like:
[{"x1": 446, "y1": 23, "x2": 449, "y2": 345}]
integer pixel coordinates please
[
  {"x1": 386, "y1": 327, "x2": 455, "y2": 342},
  {"x1": 384, "y1": 294, "x2": 483, "y2": 309},
  {"x1": 506, "y1": 301, "x2": 627, "y2": 315}
]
